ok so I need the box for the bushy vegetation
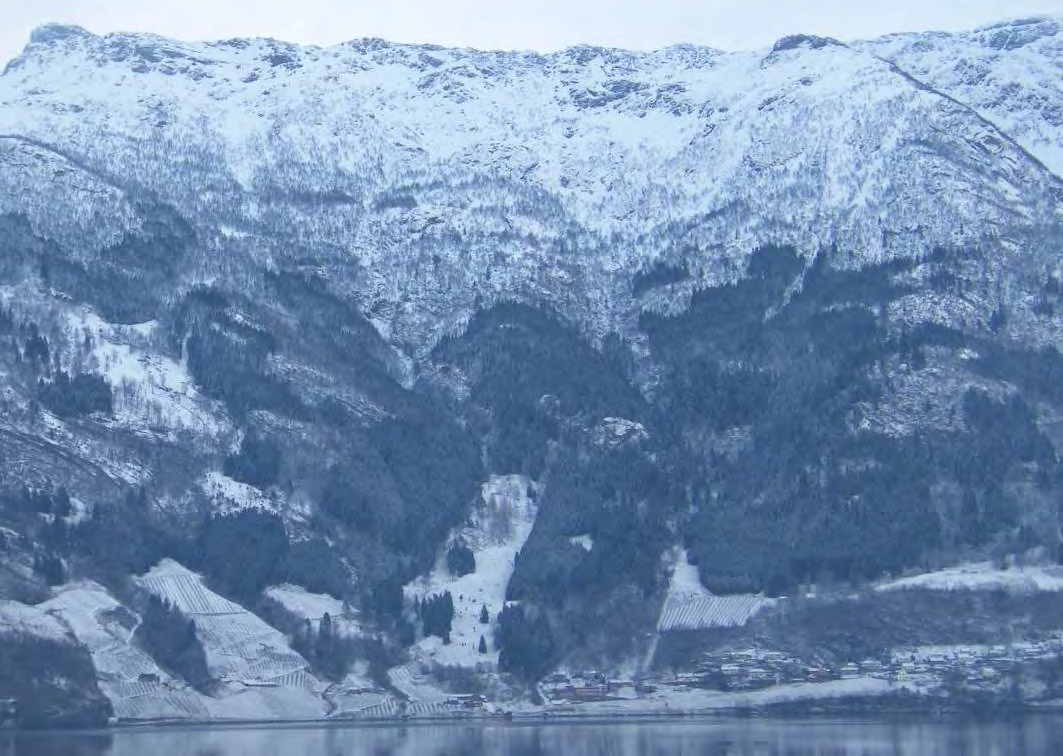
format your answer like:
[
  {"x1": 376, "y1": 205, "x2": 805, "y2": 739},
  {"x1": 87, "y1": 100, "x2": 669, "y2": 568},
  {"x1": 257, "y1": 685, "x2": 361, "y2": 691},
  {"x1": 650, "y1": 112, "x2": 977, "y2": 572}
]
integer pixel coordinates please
[
  {"x1": 32, "y1": 199, "x2": 194, "y2": 323},
  {"x1": 364, "y1": 577, "x2": 406, "y2": 621},
  {"x1": 496, "y1": 604, "x2": 556, "y2": 681},
  {"x1": 37, "y1": 371, "x2": 113, "y2": 418},
  {"x1": 446, "y1": 542, "x2": 476, "y2": 577},
  {"x1": 2, "y1": 192, "x2": 1062, "y2": 689},
  {"x1": 433, "y1": 302, "x2": 645, "y2": 476},
  {"x1": 311, "y1": 407, "x2": 481, "y2": 588},
  {"x1": 134, "y1": 595, "x2": 211, "y2": 689},
  {"x1": 2, "y1": 485, "x2": 74, "y2": 518},
  {"x1": 291, "y1": 613, "x2": 360, "y2": 681},
  {"x1": 0, "y1": 631, "x2": 112, "y2": 728},
  {"x1": 22, "y1": 323, "x2": 50, "y2": 369},
  {"x1": 180, "y1": 290, "x2": 301, "y2": 419},
  {"x1": 417, "y1": 591, "x2": 455, "y2": 641},
  {"x1": 166, "y1": 281, "x2": 484, "y2": 598},
  {"x1": 224, "y1": 431, "x2": 281, "y2": 488},
  {"x1": 72, "y1": 489, "x2": 184, "y2": 587},
  {"x1": 502, "y1": 425, "x2": 677, "y2": 665},
  {"x1": 429, "y1": 301, "x2": 673, "y2": 665},
  {"x1": 32, "y1": 552, "x2": 66, "y2": 586},
  {"x1": 637, "y1": 245, "x2": 1062, "y2": 595},
  {"x1": 196, "y1": 509, "x2": 288, "y2": 602},
  {"x1": 631, "y1": 261, "x2": 690, "y2": 296},
  {"x1": 282, "y1": 538, "x2": 353, "y2": 599}
]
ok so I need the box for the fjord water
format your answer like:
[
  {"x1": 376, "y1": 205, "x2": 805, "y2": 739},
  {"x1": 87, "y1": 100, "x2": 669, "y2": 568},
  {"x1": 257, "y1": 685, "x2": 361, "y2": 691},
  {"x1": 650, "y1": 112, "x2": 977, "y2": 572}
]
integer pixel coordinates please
[{"x1": 5, "y1": 718, "x2": 1063, "y2": 756}]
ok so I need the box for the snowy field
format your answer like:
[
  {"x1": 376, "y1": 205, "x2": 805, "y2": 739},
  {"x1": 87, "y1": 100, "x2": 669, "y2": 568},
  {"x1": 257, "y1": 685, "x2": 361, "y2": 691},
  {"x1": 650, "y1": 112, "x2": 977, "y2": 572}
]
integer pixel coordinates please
[
  {"x1": 657, "y1": 549, "x2": 773, "y2": 632},
  {"x1": 40, "y1": 582, "x2": 214, "y2": 721},
  {"x1": 330, "y1": 690, "x2": 400, "y2": 719},
  {"x1": 0, "y1": 599, "x2": 69, "y2": 641},
  {"x1": 404, "y1": 474, "x2": 537, "y2": 668},
  {"x1": 33, "y1": 573, "x2": 329, "y2": 722},
  {"x1": 264, "y1": 583, "x2": 361, "y2": 636},
  {"x1": 388, "y1": 665, "x2": 449, "y2": 704},
  {"x1": 877, "y1": 562, "x2": 1063, "y2": 594},
  {"x1": 265, "y1": 584, "x2": 344, "y2": 622},
  {"x1": 542, "y1": 677, "x2": 910, "y2": 718},
  {"x1": 44, "y1": 582, "x2": 167, "y2": 682}
]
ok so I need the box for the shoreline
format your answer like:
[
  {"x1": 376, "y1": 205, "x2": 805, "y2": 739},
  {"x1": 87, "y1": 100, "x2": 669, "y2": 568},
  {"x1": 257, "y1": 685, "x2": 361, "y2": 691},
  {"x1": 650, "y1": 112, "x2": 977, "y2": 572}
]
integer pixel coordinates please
[{"x1": 12, "y1": 697, "x2": 1063, "y2": 735}]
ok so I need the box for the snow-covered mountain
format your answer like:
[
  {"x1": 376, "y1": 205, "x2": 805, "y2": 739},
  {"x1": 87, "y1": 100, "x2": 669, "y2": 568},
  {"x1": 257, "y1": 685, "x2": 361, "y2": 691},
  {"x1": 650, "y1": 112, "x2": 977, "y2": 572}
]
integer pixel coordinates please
[
  {"x1": 3, "y1": 17, "x2": 1063, "y2": 725},
  {"x1": 862, "y1": 16, "x2": 1063, "y2": 178},
  {"x1": 1, "y1": 19, "x2": 1061, "y2": 348}
]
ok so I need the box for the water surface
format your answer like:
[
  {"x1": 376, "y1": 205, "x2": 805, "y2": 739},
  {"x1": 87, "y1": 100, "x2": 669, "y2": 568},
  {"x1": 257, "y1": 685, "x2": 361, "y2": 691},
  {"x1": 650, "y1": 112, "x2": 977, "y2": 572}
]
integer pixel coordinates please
[{"x1": 4, "y1": 716, "x2": 1062, "y2": 755}]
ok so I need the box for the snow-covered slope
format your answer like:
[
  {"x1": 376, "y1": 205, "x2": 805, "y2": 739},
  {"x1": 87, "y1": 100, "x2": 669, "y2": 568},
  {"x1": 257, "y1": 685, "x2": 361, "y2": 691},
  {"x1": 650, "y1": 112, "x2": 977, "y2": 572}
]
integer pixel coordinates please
[
  {"x1": 0, "y1": 597, "x2": 70, "y2": 641},
  {"x1": 41, "y1": 582, "x2": 210, "y2": 721},
  {"x1": 878, "y1": 561, "x2": 1063, "y2": 594},
  {"x1": 863, "y1": 17, "x2": 1063, "y2": 179},
  {"x1": 405, "y1": 474, "x2": 537, "y2": 668},
  {"x1": 66, "y1": 309, "x2": 226, "y2": 439},
  {"x1": 134, "y1": 559, "x2": 326, "y2": 720},
  {"x1": 264, "y1": 583, "x2": 360, "y2": 636},
  {"x1": 0, "y1": 20, "x2": 1060, "y2": 349},
  {"x1": 0, "y1": 593, "x2": 112, "y2": 726}
]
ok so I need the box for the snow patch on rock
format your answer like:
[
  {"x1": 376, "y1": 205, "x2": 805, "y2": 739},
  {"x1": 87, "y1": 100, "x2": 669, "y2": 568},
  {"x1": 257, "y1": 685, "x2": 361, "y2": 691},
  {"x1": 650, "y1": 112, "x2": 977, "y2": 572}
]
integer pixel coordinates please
[
  {"x1": 592, "y1": 417, "x2": 649, "y2": 449},
  {"x1": 1, "y1": 21, "x2": 1058, "y2": 352},
  {"x1": 569, "y1": 534, "x2": 594, "y2": 552}
]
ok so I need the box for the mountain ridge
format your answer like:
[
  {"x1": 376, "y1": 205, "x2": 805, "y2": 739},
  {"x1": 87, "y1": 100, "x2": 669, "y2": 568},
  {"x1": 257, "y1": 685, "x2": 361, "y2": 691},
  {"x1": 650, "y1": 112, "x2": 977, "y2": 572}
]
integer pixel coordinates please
[
  {"x1": 2, "y1": 16, "x2": 1061, "y2": 354},
  {"x1": 14, "y1": 15, "x2": 1063, "y2": 58}
]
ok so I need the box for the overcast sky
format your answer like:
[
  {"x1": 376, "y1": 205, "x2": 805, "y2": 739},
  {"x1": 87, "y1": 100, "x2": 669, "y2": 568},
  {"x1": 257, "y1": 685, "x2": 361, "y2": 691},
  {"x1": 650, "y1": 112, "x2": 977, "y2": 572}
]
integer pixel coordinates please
[{"x1": 3, "y1": 0, "x2": 1063, "y2": 65}]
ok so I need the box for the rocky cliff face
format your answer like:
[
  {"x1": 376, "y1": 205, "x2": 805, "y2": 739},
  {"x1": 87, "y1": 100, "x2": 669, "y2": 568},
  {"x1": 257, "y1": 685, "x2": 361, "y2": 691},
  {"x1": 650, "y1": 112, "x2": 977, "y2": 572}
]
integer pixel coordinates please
[{"x1": 1, "y1": 17, "x2": 1063, "y2": 713}]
